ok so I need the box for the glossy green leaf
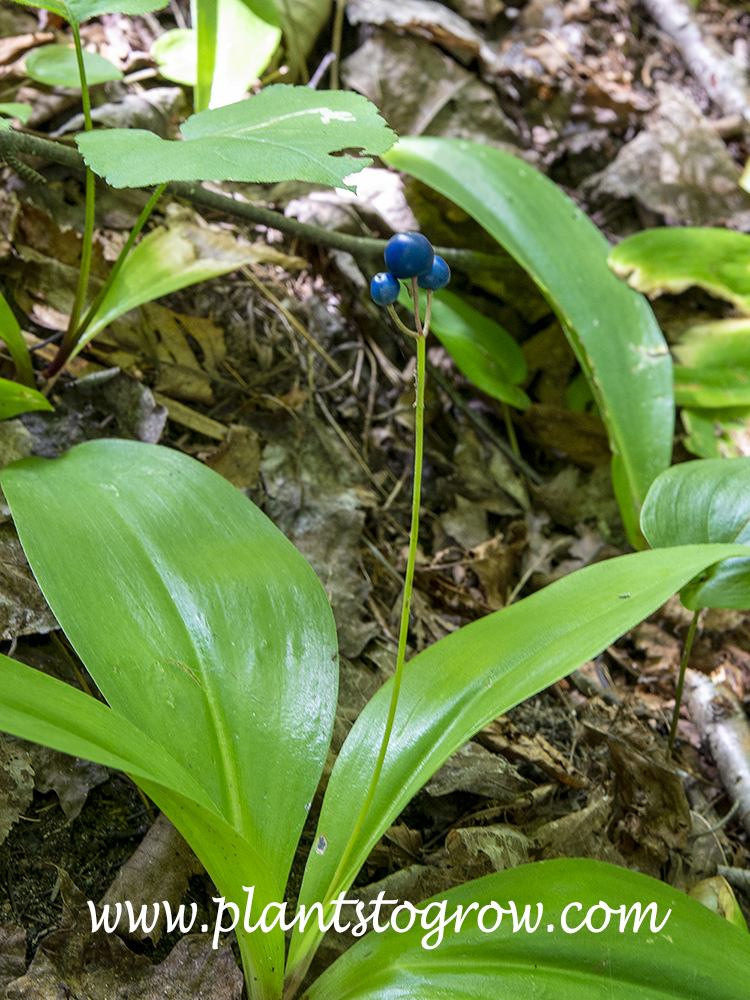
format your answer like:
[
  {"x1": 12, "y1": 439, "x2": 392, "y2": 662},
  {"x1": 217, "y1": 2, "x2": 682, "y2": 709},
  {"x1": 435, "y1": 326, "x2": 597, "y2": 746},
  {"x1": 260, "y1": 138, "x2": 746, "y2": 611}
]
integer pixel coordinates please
[
  {"x1": 674, "y1": 365, "x2": 750, "y2": 408},
  {"x1": 306, "y1": 859, "x2": 750, "y2": 1000},
  {"x1": 287, "y1": 542, "x2": 748, "y2": 977},
  {"x1": 641, "y1": 458, "x2": 750, "y2": 609},
  {"x1": 674, "y1": 317, "x2": 750, "y2": 369},
  {"x1": 0, "y1": 377, "x2": 53, "y2": 419},
  {"x1": 0, "y1": 103, "x2": 32, "y2": 123},
  {"x1": 0, "y1": 289, "x2": 35, "y2": 388},
  {"x1": 0, "y1": 439, "x2": 338, "y2": 898},
  {"x1": 152, "y1": 2, "x2": 280, "y2": 106},
  {"x1": 398, "y1": 286, "x2": 530, "y2": 409},
  {"x1": 77, "y1": 85, "x2": 395, "y2": 188},
  {"x1": 681, "y1": 406, "x2": 750, "y2": 459},
  {"x1": 0, "y1": 650, "x2": 284, "y2": 1000},
  {"x1": 608, "y1": 227, "x2": 750, "y2": 316},
  {"x1": 8, "y1": 0, "x2": 165, "y2": 27},
  {"x1": 73, "y1": 219, "x2": 277, "y2": 359},
  {"x1": 25, "y1": 45, "x2": 123, "y2": 87},
  {"x1": 384, "y1": 138, "x2": 672, "y2": 544}
]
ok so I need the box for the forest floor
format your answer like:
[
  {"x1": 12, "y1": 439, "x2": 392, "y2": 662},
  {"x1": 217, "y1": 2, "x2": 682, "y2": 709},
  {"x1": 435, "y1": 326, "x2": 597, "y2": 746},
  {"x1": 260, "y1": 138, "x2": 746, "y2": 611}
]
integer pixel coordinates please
[{"x1": 0, "y1": 0, "x2": 749, "y2": 996}]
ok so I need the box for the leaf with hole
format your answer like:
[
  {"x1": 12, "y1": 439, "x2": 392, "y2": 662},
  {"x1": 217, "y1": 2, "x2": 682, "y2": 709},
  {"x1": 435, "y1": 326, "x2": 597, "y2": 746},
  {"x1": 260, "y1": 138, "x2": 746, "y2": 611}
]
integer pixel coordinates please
[
  {"x1": 76, "y1": 84, "x2": 395, "y2": 188},
  {"x1": 641, "y1": 457, "x2": 750, "y2": 609}
]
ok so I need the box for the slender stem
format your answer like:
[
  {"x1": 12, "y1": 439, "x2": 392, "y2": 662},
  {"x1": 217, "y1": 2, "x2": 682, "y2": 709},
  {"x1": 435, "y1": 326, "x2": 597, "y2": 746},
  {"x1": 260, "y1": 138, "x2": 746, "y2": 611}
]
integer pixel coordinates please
[
  {"x1": 321, "y1": 288, "x2": 430, "y2": 905},
  {"x1": 55, "y1": 22, "x2": 96, "y2": 375},
  {"x1": 76, "y1": 183, "x2": 167, "y2": 339},
  {"x1": 667, "y1": 608, "x2": 700, "y2": 761},
  {"x1": 501, "y1": 400, "x2": 520, "y2": 458},
  {"x1": 330, "y1": 0, "x2": 345, "y2": 89}
]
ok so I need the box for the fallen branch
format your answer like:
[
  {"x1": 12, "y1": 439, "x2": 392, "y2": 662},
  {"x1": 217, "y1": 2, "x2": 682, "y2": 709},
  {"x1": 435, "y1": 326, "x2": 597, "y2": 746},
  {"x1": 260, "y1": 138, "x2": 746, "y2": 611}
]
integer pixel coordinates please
[
  {"x1": 641, "y1": 0, "x2": 750, "y2": 122},
  {"x1": 0, "y1": 127, "x2": 501, "y2": 275},
  {"x1": 686, "y1": 668, "x2": 750, "y2": 837}
]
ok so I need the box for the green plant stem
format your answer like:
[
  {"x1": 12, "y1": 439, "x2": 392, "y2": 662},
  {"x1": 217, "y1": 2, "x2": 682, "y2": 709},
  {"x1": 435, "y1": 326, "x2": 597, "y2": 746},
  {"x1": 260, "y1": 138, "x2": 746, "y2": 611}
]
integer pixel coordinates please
[
  {"x1": 321, "y1": 285, "x2": 430, "y2": 908},
  {"x1": 75, "y1": 183, "x2": 167, "y2": 341},
  {"x1": 330, "y1": 0, "x2": 345, "y2": 89},
  {"x1": 501, "y1": 400, "x2": 520, "y2": 458},
  {"x1": 56, "y1": 23, "x2": 96, "y2": 374},
  {"x1": 667, "y1": 607, "x2": 700, "y2": 761}
]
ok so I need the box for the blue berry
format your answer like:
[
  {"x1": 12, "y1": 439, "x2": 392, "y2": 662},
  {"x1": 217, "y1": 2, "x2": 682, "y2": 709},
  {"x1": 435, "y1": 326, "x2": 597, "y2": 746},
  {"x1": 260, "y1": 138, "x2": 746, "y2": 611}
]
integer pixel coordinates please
[
  {"x1": 418, "y1": 255, "x2": 451, "y2": 290},
  {"x1": 384, "y1": 232, "x2": 434, "y2": 279},
  {"x1": 370, "y1": 271, "x2": 400, "y2": 306}
]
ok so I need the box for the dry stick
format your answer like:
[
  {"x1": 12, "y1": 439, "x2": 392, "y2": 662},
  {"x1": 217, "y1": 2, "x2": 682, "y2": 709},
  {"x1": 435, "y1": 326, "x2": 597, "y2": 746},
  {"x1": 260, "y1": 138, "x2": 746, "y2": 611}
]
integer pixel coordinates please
[
  {"x1": 686, "y1": 668, "x2": 750, "y2": 837},
  {"x1": 667, "y1": 608, "x2": 700, "y2": 760},
  {"x1": 0, "y1": 130, "x2": 505, "y2": 276},
  {"x1": 642, "y1": 0, "x2": 750, "y2": 121}
]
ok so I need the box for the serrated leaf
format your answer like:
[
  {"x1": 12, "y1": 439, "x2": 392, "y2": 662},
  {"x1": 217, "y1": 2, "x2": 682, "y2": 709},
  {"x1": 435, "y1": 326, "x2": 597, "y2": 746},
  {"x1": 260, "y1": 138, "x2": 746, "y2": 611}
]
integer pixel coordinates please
[
  {"x1": 305, "y1": 860, "x2": 750, "y2": 1000},
  {"x1": 608, "y1": 227, "x2": 750, "y2": 316},
  {"x1": 641, "y1": 458, "x2": 750, "y2": 609},
  {"x1": 0, "y1": 378, "x2": 53, "y2": 419},
  {"x1": 76, "y1": 84, "x2": 395, "y2": 188},
  {"x1": 398, "y1": 286, "x2": 530, "y2": 409},
  {"x1": 25, "y1": 44, "x2": 122, "y2": 87},
  {"x1": 384, "y1": 138, "x2": 672, "y2": 546}
]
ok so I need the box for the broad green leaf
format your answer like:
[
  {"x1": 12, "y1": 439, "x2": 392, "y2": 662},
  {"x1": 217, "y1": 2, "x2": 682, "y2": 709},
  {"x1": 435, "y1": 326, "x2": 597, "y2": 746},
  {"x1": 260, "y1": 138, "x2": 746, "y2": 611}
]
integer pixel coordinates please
[
  {"x1": 0, "y1": 289, "x2": 35, "y2": 388},
  {"x1": 0, "y1": 103, "x2": 32, "y2": 123},
  {"x1": 1, "y1": 439, "x2": 338, "y2": 896},
  {"x1": 305, "y1": 859, "x2": 750, "y2": 1000},
  {"x1": 25, "y1": 45, "x2": 122, "y2": 87},
  {"x1": 0, "y1": 377, "x2": 53, "y2": 419},
  {"x1": 152, "y1": 3, "x2": 280, "y2": 107},
  {"x1": 641, "y1": 458, "x2": 750, "y2": 609},
  {"x1": 681, "y1": 406, "x2": 750, "y2": 459},
  {"x1": 287, "y1": 543, "x2": 749, "y2": 976},
  {"x1": 674, "y1": 317, "x2": 750, "y2": 369},
  {"x1": 77, "y1": 85, "x2": 395, "y2": 188},
  {"x1": 674, "y1": 365, "x2": 750, "y2": 408},
  {"x1": 74, "y1": 219, "x2": 284, "y2": 360},
  {"x1": 384, "y1": 138, "x2": 673, "y2": 544},
  {"x1": 0, "y1": 652, "x2": 214, "y2": 807},
  {"x1": 141, "y1": 780, "x2": 284, "y2": 1000},
  {"x1": 397, "y1": 286, "x2": 530, "y2": 409},
  {"x1": 8, "y1": 0, "x2": 166, "y2": 27},
  {"x1": 0, "y1": 649, "x2": 284, "y2": 1000},
  {"x1": 608, "y1": 227, "x2": 750, "y2": 316},
  {"x1": 274, "y1": 0, "x2": 331, "y2": 79}
]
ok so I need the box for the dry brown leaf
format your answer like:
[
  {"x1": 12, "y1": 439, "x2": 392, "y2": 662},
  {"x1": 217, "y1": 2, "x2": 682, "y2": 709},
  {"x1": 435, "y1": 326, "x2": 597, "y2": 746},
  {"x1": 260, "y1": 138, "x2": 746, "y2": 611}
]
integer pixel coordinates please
[
  {"x1": 0, "y1": 923, "x2": 25, "y2": 992},
  {"x1": 100, "y1": 813, "x2": 203, "y2": 944},
  {"x1": 523, "y1": 404, "x2": 611, "y2": 467},
  {"x1": 205, "y1": 425, "x2": 261, "y2": 490},
  {"x1": 425, "y1": 740, "x2": 533, "y2": 799},
  {"x1": 479, "y1": 717, "x2": 588, "y2": 788}
]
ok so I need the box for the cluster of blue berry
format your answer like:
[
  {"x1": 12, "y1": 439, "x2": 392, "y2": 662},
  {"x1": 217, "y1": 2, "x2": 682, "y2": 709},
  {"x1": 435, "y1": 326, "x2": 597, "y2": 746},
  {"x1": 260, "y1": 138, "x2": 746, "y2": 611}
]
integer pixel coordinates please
[{"x1": 370, "y1": 232, "x2": 450, "y2": 306}]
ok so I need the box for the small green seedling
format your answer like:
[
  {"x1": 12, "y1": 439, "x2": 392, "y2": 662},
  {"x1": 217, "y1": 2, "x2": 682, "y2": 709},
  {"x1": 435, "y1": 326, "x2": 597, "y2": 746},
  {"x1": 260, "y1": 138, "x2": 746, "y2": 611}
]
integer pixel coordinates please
[{"x1": 0, "y1": 234, "x2": 749, "y2": 1000}]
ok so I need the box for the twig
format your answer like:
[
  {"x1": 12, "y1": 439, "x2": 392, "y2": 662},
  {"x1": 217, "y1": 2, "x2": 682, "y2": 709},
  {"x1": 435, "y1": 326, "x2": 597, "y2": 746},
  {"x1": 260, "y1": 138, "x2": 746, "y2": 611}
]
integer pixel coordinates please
[
  {"x1": 641, "y1": 0, "x2": 750, "y2": 122},
  {"x1": 686, "y1": 669, "x2": 750, "y2": 837},
  {"x1": 0, "y1": 128, "x2": 506, "y2": 275}
]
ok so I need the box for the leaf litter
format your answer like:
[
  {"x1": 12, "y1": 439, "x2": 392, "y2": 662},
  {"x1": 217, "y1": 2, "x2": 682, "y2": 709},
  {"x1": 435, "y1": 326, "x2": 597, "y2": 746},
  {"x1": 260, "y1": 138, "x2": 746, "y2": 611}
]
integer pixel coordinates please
[{"x1": 1, "y1": 0, "x2": 750, "y2": 984}]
